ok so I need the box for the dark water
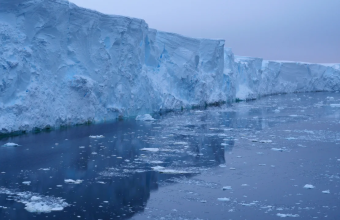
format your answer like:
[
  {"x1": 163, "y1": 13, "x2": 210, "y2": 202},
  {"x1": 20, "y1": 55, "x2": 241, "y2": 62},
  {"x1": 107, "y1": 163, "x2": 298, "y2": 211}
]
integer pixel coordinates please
[{"x1": 0, "y1": 92, "x2": 340, "y2": 220}]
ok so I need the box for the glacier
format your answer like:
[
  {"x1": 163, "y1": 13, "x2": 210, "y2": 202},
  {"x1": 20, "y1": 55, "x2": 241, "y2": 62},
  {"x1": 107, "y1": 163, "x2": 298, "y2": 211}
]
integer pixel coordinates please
[{"x1": 0, "y1": 0, "x2": 339, "y2": 135}]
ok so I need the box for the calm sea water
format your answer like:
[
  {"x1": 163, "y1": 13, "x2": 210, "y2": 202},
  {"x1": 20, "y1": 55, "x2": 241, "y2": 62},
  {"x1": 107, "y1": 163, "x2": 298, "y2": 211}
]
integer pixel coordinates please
[{"x1": 0, "y1": 92, "x2": 339, "y2": 220}]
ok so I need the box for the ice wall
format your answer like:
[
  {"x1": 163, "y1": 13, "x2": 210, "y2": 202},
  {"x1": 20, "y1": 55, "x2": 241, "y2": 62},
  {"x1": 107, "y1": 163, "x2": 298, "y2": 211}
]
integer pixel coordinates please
[
  {"x1": 226, "y1": 55, "x2": 340, "y2": 100},
  {"x1": 144, "y1": 29, "x2": 232, "y2": 111},
  {"x1": 0, "y1": 0, "x2": 231, "y2": 134},
  {"x1": 0, "y1": 0, "x2": 339, "y2": 134}
]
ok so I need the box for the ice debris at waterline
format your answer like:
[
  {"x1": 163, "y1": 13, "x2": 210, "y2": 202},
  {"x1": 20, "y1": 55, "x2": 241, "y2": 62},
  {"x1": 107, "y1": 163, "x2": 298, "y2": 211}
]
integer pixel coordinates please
[
  {"x1": 0, "y1": 0, "x2": 339, "y2": 135},
  {"x1": 0, "y1": 187, "x2": 69, "y2": 213},
  {"x1": 136, "y1": 114, "x2": 156, "y2": 121}
]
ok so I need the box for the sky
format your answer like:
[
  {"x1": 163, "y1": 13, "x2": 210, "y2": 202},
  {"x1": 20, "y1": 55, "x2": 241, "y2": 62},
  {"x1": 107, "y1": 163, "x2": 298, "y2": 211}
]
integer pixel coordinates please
[{"x1": 69, "y1": 0, "x2": 340, "y2": 63}]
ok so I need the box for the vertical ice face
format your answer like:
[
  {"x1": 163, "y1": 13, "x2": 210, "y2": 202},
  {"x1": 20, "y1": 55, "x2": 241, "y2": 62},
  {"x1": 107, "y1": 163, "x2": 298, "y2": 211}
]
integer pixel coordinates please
[
  {"x1": 0, "y1": 0, "x2": 157, "y2": 133},
  {"x1": 0, "y1": 0, "x2": 339, "y2": 134},
  {"x1": 144, "y1": 29, "x2": 230, "y2": 111},
  {"x1": 225, "y1": 51, "x2": 340, "y2": 100}
]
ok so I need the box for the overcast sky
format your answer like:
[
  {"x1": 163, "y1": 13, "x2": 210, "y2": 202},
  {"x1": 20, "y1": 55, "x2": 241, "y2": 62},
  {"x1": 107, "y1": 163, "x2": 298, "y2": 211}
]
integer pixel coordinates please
[{"x1": 69, "y1": 0, "x2": 340, "y2": 63}]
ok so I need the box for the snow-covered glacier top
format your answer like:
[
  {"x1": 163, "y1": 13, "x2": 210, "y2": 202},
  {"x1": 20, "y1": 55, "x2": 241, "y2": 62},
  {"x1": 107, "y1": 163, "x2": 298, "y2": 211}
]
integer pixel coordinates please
[{"x1": 0, "y1": 0, "x2": 339, "y2": 135}]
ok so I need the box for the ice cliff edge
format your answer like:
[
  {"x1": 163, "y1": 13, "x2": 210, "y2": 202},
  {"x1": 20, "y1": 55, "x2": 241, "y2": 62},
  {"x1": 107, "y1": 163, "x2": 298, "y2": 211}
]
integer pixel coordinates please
[{"x1": 0, "y1": 0, "x2": 339, "y2": 134}]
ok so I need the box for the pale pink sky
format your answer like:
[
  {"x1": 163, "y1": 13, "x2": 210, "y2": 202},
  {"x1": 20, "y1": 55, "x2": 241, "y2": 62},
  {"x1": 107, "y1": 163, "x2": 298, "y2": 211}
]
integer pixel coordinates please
[{"x1": 70, "y1": 0, "x2": 340, "y2": 63}]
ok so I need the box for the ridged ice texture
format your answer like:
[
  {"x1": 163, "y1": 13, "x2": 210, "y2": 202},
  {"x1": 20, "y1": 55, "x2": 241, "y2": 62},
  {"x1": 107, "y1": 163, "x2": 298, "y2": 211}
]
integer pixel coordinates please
[{"x1": 0, "y1": 0, "x2": 339, "y2": 134}]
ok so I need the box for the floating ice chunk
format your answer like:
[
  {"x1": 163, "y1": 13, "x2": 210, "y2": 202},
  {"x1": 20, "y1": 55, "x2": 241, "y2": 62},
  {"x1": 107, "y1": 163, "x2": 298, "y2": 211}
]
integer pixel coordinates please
[
  {"x1": 200, "y1": 200, "x2": 207, "y2": 203},
  {"x1": 89, "y1": 135, "x2": 104, "y2": 139},
  {"x1": 136, "y1": 114, "x2": 155, "y2": 121},
  {"x1": 0, "y1": 187, "x2": 69, "y2": 213},
  {"x1": 64, "y1": 179, "x2": 83, "y2": 184},
  {"x1": 259, "y1": 140, "x2": 272, "y2": 143},
  {"x1": 23, "y1": 181, "x2": 31, "y2": 185},
  {"x1": 221, "y1": 143, "x2": 229, "y2": 146},
  {"x1": 240, "y1": 202, "x2": 257, "y2": 206},
  {"x1": 322, "y1": 190, "x2": 330, "y2": 194},
  {"x1": 25, "y1": 201, "x2": 65, "y2": 213},
  {"x1": 219, "y1": 164, "x2": 227, "y2": 168},
  {"x1": 289, "y1": 115, "x2": 299, "y2": 117},
  {"x1": 209, "y1": 128, "x2": 220, "y2": 130},
  {"x1": 241, "y1": 184, "x2": 248, "y2": 187},
  {"x1": 276, "y1": 213, "x2": 299, "y2": 218},
  {"x1": 229, "y1": 167, "x2": 236, "y2": 170},
  {"x1": 303, "y1": 184, "x2": 315, "y2": 189},
  {"x1": 141, "y1": 148, "x2": 159, "y2": 152},
  {"x1": 79, "y1": 146, "x2": 85, "y2": 149},
  {"x1": 151, "y1": 166, "x2": 193, "y2": 174},
  {"x1": 38, "y1": 168, "x2": 50, "y2": 171},
  {"x1": 222, "y1": 186, "x2": 232, "y2": 190},
  {"x1": 274, "y1": 109, "x2": 280, "y2": 113},
  {"x1": 217, "y1": 197, "x2": 230, "y2": 202},
  {"x1": 271, "y1": 148, "x2": 284, "y2": 152},
  {"x1": 330, "y1": 104, "x2": 340, "y2": 107},
  {"x1": 2, "y1": 143, "x2": 20, "y2": 147}
]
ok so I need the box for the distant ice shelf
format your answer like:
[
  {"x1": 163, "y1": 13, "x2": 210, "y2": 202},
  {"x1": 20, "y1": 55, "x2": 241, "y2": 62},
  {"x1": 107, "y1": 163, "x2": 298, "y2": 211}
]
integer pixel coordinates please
[{"x1": 0, "y1": 0, "x2": 339, "y2": 135}]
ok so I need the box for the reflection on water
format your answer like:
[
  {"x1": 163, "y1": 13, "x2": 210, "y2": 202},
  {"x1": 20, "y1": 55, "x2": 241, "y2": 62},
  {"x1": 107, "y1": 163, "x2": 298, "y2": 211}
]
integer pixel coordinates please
[
  {"x1": 1, "y1": 92, "x2": 339, "y2": 219},
  {"x1": 0, "y1": 108, "x2": 236, "y2": 220}
]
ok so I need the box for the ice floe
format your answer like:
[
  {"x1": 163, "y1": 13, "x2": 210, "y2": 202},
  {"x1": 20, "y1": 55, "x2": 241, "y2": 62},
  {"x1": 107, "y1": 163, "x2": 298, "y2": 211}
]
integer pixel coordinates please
[
  {"x1": 303, "y1": 184, "x2": 315, "y2": 189},
  {"x1": 217, "y1": 197, "x2": 230, "y2": 202},
  {"x1": 64, "y1": 179, "x2": 83, "y2": 184},
  {"x1": 0, "y1": 187, "x2": 69, "y2": 213},
  {"x1": 141, "y1": 148, "x2": 159, "y2": 152},
  {"x1": 38, "y1": 168, "x2": 50, "y2": 171},
  {"x1": 260, "y1": 140, "x2": 272, "y2": 143},
  {"x1": 222, "y1": 186, "x2": 232, "y2": 190},
  {"x1": 2, "y1": 143, "x2": 20, "y2": 147},
  {"x1": 151, "y1": 166, "x2": 194, "y2": 174},
  {"x1": 89, "y1": 135, "x2": 104, "y2": 139},
  {"x1": 277, "y1": 213, "x2": 299, "y2": 218}
]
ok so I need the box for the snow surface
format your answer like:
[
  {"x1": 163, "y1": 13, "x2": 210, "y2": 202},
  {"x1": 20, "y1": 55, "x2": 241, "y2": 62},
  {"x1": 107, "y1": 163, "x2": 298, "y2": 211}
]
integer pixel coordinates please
[{"x1": 0, "y1": 0, "x2": 339, "y2": 134}]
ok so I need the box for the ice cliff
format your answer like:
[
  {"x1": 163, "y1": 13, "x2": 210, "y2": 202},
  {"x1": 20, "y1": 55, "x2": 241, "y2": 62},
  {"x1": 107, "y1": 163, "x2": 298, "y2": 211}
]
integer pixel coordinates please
[{"x1": 0, "y1": 0, "x2": 339, "y2": 134}]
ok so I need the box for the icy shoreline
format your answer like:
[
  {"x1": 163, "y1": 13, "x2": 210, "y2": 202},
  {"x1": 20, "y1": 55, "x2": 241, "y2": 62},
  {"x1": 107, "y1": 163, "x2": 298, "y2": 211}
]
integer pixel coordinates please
[{"x1": 0, "y1": 0, "x2": 339, "y2": 135}]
